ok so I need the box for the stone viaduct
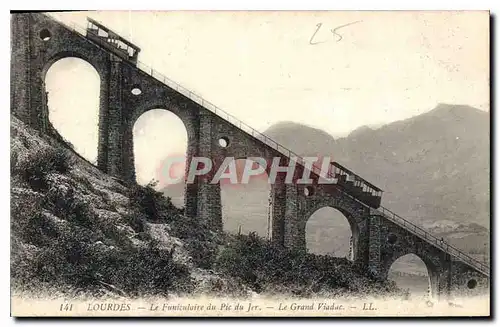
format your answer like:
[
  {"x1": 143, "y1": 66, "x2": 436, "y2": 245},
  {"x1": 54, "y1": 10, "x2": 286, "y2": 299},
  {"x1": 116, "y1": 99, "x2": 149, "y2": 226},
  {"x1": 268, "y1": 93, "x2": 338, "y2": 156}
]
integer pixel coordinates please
[{"x1": 10, "y1": 12, "x2": 489, "y2": 300}]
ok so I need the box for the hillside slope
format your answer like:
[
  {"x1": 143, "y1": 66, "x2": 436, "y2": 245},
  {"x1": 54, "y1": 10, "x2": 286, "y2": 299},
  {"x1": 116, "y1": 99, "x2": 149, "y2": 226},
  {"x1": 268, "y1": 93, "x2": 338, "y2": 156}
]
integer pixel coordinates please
[
  {"x1": 10, "y1": 115, "x2": 400, "y2": 299},
  {"x1": 10, "y1": 115, "x2": 241, "y2": 298}
]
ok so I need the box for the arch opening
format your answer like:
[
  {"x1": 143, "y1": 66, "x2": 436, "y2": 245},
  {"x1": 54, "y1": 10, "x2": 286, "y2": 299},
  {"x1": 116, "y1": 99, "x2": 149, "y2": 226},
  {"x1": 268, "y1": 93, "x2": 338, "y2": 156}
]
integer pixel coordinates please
[
  {"x1": 40, "y1": 28, "x2": 51, "y2": 41},
  {"x1": 132, "y1": 109, "x2": 188, "y2": 207},
  {"x1": 467, "y1": 279, "x2": 477, "y2": 289},
  {"x1": 305, "y1": 206, "x2": 357, "y2": 260},
  {"x1": 388, "y1": 254, "x2": 432, "y2": 300},
  {"x1": 218, "y1": 137, "x2": 229, "y2": 148},
  {"x1": 387, "y1": 233, "x2": 398, "y2": 245},
  {"x1": 45, "y1": 57, "x2": 100, "y2": 163},
  {"x1": 304, "y1": 186, "x2": 314, "y2": 197},
  {"x1": 220, "y1": 158, "x2": 272, "y2": 237},
  {"x1": 131, "y1": 86, "x2": 142, "y2": 95}
]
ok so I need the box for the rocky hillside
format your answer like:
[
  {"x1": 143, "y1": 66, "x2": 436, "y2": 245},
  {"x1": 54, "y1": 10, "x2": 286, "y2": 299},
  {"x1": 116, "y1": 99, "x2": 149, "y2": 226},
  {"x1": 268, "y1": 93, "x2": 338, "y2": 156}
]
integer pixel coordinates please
[
  {"x1": 10, "y1": 115, "x2": 245, "y2": 298},
  {"x1": 10, "y1": 115, "x2": 400, "y2": 299}
]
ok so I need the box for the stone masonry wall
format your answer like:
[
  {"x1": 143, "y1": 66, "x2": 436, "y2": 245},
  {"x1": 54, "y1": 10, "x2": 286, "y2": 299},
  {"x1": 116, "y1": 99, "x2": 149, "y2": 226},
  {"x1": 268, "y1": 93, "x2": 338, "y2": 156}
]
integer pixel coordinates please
[{"x1": 371, "y1": 213, "x2": 489, "y2": 299}]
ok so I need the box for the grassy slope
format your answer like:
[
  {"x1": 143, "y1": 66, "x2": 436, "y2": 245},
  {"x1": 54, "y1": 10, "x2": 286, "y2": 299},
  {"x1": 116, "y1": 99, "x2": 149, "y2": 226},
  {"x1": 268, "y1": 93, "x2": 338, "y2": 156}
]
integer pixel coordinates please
[
  {"x1": 10, "y1": 115, "x2": 241, "y2": 298},
  {"x1": 10, "y1": 115, "x2": 401, "y2": 299}
]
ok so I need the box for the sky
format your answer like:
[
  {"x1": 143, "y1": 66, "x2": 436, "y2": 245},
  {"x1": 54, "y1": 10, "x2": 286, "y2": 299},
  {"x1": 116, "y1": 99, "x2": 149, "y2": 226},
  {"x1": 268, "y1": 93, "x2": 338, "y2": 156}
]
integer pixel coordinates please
[{"x1": 45, "y1": 11, "x2": 489, "y2": 186}]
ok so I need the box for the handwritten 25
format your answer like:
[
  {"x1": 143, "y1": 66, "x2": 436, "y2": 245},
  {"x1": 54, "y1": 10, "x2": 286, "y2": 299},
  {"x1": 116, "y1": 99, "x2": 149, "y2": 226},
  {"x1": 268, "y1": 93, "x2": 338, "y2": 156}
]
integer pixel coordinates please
[{"x1": 309, "y1": 21, "x2": 362, "y2": 45}]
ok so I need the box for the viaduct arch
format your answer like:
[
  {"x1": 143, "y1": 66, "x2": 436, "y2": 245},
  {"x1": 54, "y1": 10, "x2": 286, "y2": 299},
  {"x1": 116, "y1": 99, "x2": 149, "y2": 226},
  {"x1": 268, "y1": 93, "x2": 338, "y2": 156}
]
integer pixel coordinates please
[
  {"x1": 45, "y1": 57, "x2": 100, "y2": 163},
  {"x1": 305, "y1": 206, "x2": 358, "y2": 260}
]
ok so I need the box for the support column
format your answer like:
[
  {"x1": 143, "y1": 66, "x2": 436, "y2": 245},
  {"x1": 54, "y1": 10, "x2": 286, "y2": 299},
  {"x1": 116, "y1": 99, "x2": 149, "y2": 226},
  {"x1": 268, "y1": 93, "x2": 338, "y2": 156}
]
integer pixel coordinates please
[
  {"x1": 435, "y1": 254, "x2": 453, "y2": 302},
  {"x1": 183, "y1": 111, "x2": 200, "y2": 220},
  {"x1": 121, "y1": 124, "x2": 136, "y2": 182},
  {"x1": 354, "y1": 218, "x2": 369, "y2": 266},
  {"x1": 106, "y1": 55, "x2": 125, "y2": 178},
  {"x1": 97, "y1": 70, "x2": 110, "y2": 173},
  {"x1": 446, "y1": 254, "x2": 453, "y2": 300},
  {"x1": 196, "y1": 111, "x2": 222, "y2": 230},
  {"x1": 428, "y1": 269, "x2": 441, "y2": 300},
  {"x1": 11, "y1": 14, "x2": 32, "y2": 125},
  {"x1": 368, "y1": 215, "x2": 383, "y2": 279},
  {"x1": 271, "y1": 174, "x2": 286, "y2": 246},
  {"x1": 283, "y1": 183, "x2": 304, "y2": 250},
  {"x1": 11, "y1": 13, "x2": 49, "y2": 133},
  {"x1": 184, "y1": 142, "x2": 199, "y2": 219}
]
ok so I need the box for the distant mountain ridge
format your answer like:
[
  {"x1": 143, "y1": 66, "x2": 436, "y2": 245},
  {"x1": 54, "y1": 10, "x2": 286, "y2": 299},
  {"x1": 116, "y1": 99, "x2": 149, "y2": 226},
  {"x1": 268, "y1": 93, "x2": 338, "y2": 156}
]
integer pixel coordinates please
[{"x1": 265, "y1": 104, "x2": 489, "y2": 227}]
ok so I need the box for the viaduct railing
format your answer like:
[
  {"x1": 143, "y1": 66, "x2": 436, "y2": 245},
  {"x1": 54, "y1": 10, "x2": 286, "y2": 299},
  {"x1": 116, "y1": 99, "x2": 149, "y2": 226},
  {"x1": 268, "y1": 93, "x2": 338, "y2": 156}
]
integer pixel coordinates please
[{"x1": 52, "y1": 15, "x2": 490, "y2": 278}]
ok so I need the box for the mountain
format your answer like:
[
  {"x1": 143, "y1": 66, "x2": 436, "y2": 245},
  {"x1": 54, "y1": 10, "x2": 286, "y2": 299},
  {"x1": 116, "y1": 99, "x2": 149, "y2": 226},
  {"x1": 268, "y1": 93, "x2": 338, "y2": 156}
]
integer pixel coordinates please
[
  {"x1": 267, "y1": 104, "x2": 490, "y2": 228},
  {"x1": 161, "y1": 104, "x2": 490, "y2": 260},
  {"x1": 266, "y1": 104, "x2": 490, "y2": 257},
  {"x1": 265, "y1": 121, "x2": 338, "y2": 157}
]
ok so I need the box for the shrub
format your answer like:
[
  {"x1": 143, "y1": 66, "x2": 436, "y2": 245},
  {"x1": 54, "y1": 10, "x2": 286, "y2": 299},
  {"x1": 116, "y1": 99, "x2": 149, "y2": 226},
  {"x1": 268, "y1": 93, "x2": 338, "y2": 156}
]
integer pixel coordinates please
[
  {"x1": 123, "y1": 209, "x2": 147, "y2": 233},
  {"x1": 15, "y1": 146, "x2": 72, "y2": 190},
  {"x1": 13, "y1": 227, "x2": 193, "y2": 296},
  {"x1": 126, "y1": 180, "x2": 221, "y2": 268},
  {"x1": 170, "y1": 214, "x2": 221, "y2": 269},
  {"x1": 103, "y1": 240, "x2": 193, "y2": 296},
  {"x1": 97, "y1": 219, "x2": 136, "y2": 247},
  {"x1": 44, "y1": 185, "x2": 95, "y2": 228},
  {"x1": 11, "y1": 196, "x2": 59, "y2": 247},
  {"x1": 128, "y1": 180, "x2": 177, "y2": 223},
  {"x1": 213, "y1": 232, "x2": 401, "y2": 297}
]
